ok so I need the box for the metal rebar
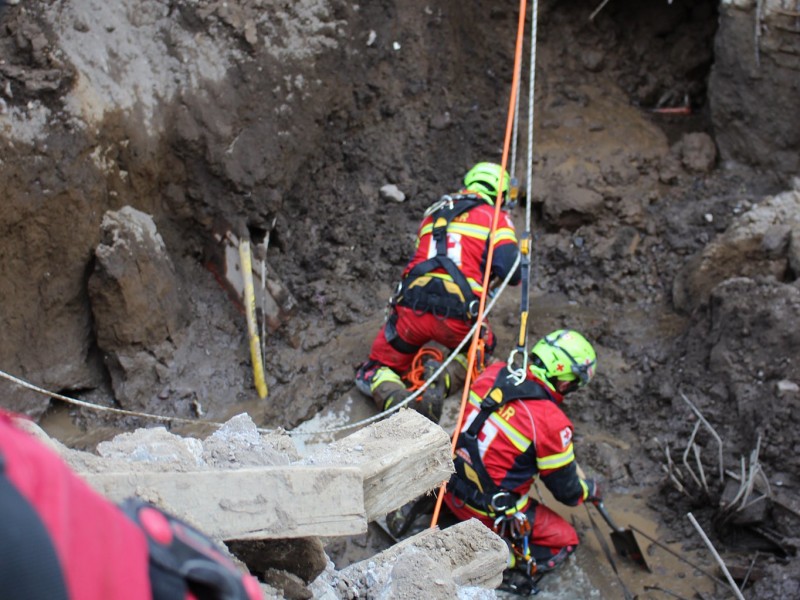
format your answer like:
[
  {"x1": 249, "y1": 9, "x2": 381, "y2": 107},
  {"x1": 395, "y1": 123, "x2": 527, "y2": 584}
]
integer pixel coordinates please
[
  {"x1": 643, "y1": 585, "x2": 691, "y2": 600},
  {"x1": 693, "y1": 442, "x2": 710, "y2": 495},
  {"x1": 741, "y1": 435, "x2": 762, "y2": 507},
  {"x1": 664, "y1": 443, "x2": 691, "y2": 496},
  {"x1": 687, "y1": 512, "x2": 746, "y2": 600},
  {"x1": 721, "y1": 456, "x2": 748, "y2": 515},
  {"x1": 662, "y1": 463, "x2": 690, "y2": 496},
  {"x1": 627, "y1": 524, "x2": 728, "y2": 588},
  {"x1": 680, "y1": 393, "x2": 725, "y2": 482},
  {"x1": 589, "y1": 0, "x2": 613, "y2": 21},
  {"x1": 682, "y1": 421, "x2": 705, "y2": 490},
  {"x1": 740, "y1": 551, "x2": 760, "y2": 590}
]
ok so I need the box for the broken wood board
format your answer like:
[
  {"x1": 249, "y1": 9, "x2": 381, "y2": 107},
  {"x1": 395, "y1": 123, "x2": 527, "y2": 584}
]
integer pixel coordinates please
[
  {"x1": 340, "y1": 518, "x2": 508, "y2": 591},
  {"x1": 306, "y1": 409, "x2": 455, "y2": 519},
  {"x1": 82, "y1": 465, "x2": 366, "y2": 540}
]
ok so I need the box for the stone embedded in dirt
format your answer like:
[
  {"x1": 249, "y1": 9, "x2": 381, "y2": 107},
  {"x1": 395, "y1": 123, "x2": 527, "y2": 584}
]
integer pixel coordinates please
[
  {"x1": 676, "y1": 132, "x2": 717, "y2": 173},
  {"x1": 379, "y1": 184, "x2": 406, "y2": 203},
  {"x1": 672, "y1": 186, "x2": 800, "y2": 313},
  {"x1": 542, "y1": 181, "x2": 603, "y2": 229},
  {"x1": 262, "y1": 568, "x2": 313, "y2": 600},
  {"x1": 88, "y1": 206, "x2": 186, "y2": 411}
]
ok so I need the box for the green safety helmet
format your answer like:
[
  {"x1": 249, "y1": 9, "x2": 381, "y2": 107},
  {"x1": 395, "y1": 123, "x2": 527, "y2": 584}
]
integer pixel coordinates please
[
  {"x1": 463, "y1": 162, "x2": 510, "y2": 205},
  {"x1": 529, "y1": 329, "x2": 597, "y2": 395}
]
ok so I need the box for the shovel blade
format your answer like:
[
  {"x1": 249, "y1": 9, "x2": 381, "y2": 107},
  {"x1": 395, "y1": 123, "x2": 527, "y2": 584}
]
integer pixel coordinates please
[{"x1": 610, "y1": 530, "x2": 650, "y2": 571}]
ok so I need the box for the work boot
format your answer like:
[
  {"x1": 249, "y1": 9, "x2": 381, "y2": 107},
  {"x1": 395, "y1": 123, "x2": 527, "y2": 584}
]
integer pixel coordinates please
[
  {"x1": 412, "y1": 358, "x2": 450, "y2": 423},
  {"x1": 532, "y1": 545, "x2": 575, "y2": 573},
  {"x1": 354, "y1": 360, "x2": 379, "y2": 397},
  {"x1": 372, "y1": 379, "x2": 411, "y2": 413},
  {"x1": 379, "y1": 387, "x2": 411, "y2": 412},
  {"x1": 500, "y1": 568, "x2": 539, "y2": 596},
  {"x1": 357, "y1": 363, "x2": 410, "y2": 412}
]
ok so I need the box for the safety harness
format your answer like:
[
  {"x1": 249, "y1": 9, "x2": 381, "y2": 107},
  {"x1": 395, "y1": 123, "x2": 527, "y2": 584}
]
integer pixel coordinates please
[
  {"x1": 395, "y1": 194, "x2": 486, "y2": 321},
  {"x1": 448, "y1": 366, "x2": 557, "y2": 515}
]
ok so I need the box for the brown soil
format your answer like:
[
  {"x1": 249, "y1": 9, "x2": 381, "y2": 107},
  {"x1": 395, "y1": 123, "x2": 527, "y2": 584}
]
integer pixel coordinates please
[{"x1": 1, "y1": 0, "x2": 798, "y2": 598}]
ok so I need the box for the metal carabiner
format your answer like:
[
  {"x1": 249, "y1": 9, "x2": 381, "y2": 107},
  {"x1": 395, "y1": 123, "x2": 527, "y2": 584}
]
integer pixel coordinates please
[
  {"x1": 493, "y1": 514, "x2": 508, "y2": 538},
  {"x1": 490, "y1": 491, "x2": 515, "y2": 513}
]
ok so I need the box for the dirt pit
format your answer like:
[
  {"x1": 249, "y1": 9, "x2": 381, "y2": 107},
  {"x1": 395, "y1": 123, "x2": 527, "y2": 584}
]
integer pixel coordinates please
[{"x1": 2, "y1": 0, "x2": 799, "y2": 598}]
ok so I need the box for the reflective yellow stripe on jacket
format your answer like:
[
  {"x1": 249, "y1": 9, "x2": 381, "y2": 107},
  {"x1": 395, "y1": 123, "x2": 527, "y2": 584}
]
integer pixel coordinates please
[
  {"x1": 468, "y1": 391, "x2": 576, "y2": 472},
  {"x1": 467, "y1": 391, "x2": 530, "y2": 453}
]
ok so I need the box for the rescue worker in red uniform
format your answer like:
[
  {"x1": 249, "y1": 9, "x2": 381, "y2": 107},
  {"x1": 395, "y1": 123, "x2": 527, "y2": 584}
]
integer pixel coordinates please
[
  {"x1": 0, "y1": 411, "x2": 262, "y2": 600},
  {"x1": 444, "y1": 329, "x2": 601, "y2": 592},
  {"x1": 355, "y1": 162, "x2": 521, "y2": 422}
]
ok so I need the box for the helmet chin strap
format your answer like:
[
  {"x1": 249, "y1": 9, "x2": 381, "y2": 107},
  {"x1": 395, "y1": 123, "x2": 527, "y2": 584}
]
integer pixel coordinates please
[{"x1": 553, "y1": 378, "x2": 580, "y2": 395}]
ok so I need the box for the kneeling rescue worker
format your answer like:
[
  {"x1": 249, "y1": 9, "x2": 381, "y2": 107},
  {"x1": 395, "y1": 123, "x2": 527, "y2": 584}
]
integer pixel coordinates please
[
  {"x1": 355, "y1": 162, "x2": 521, "y2": 422},
  {"x1": 444, "y1": 329, "x2": 602, "y2": 593}
]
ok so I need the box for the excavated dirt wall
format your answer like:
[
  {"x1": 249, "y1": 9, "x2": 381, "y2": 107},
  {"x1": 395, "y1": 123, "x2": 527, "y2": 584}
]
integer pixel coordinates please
[{"x1": 1, "y1": 0, "x2": 799, "y2": 597}]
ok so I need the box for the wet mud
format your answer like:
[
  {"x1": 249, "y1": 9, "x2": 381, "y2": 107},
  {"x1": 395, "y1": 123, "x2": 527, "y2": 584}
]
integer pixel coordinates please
[{"x1": 2, "y1": 0, "x2": 799, "y2": 598}]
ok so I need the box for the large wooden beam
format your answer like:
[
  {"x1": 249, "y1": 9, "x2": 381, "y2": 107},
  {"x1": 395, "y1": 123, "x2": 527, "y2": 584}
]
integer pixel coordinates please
[
  {"x1": 315, "y1": 409, "x2": 455, "y2": 519},
  {"x1": 83, "y1": 466, "x2": 366, "y2": 540},
  {"x1": 80, "y1": 410, "x2": 453, "y2": 541}
]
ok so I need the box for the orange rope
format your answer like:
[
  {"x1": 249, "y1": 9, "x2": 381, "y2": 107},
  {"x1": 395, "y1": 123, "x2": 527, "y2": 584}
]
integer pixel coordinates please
[
  {"x1": 430, "y1": 0, "x2": 530, "y2": 529},
  {"x1": 405, "y1": 347, "x2": 446, "y2": 390},
  {"x1": 471, "y1": 337, "x2": 486, "y2": 381}
]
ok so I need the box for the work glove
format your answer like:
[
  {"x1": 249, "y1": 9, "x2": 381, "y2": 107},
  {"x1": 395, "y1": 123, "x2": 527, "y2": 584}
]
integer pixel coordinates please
[
  {"x1": 584, "y1": 478, "x2": 602, "y2": 504},
  {"x1": 120, "y1": 498, "x2": 262, "y2": 600}
]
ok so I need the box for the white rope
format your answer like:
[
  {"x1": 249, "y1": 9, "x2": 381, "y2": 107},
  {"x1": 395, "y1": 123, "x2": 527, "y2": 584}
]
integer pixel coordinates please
[
  {"x1": 526, "y1": 1, "x2": 539, "y2": 227},
  {"x1": 0, "y1": 369, "x2": 225, "y2": 429},
  {"x1": 0, "y1": 253, "x2": 521, "y2": 440},
  {"x1": 505, "y1": 0, "x2": 539, "y2": 381},
  {"x1": 260, "y1": 217, "x2": 278, "y2": 366},
  {"x1": 290, "y1": 250, "x2": 522, "y2": 437},
  {"x1": 510, "y1": 62, "x2": 522, "y2": 182}
]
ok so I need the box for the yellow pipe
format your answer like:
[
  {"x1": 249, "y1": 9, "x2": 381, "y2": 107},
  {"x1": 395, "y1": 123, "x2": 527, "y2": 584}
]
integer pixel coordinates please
[{"x1": 239, "y1": 240, "x2": 268, "y2": 399}]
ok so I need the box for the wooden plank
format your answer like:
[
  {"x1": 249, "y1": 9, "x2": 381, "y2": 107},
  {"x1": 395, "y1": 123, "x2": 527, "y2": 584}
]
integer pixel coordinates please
[
  {"x1": 82, "y1": 466, "x2": 366, "y2": 540},
  {"x1": 314, "y1": 409, "x2": 455, "y2": 519}
]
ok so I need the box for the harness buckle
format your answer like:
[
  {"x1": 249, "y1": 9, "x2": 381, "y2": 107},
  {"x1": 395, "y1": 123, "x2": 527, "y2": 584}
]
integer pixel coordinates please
[
  {"x1": 390, "y1": 281, "x2": 403, "y2": 306},
  {"x1": 479, "y1": 397, "x2": 498, "y2": 412},
  {"x1": 489, "y1": 491, "x2": 516, "y2": 513},
  {"x1": 467, "y1": 299, "x2": 479, "y2": 320}
]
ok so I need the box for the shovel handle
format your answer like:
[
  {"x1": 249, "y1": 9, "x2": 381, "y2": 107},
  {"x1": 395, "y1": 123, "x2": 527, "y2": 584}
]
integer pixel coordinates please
[{"x1": 592, "y1": 500, "x2": 625, "y2": 533}]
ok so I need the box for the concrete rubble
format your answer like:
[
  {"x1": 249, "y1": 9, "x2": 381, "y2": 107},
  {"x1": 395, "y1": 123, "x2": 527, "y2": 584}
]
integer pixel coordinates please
[{"x1": 14, "y1": 409, "x2": 508, "y2": 599}]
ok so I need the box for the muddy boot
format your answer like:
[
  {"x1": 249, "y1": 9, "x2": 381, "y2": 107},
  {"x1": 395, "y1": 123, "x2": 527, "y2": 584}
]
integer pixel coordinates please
[
  {"x1": 357, "y1": 363, "x2": 410, "y2": 412},
  {"x1": 412, "y1": 358, "x2": 450, "y2": 423},
  {"x1": 448, "y1": 353, "x2": 469, "y2": 393},
  {"x1": 531, "y1": 544, "x2": 575, "y2": 573},
  {"x1": 376, "y1": 385, "x2": 411, "y2": 412},
  {"x1": 371, "y1": 367, "x2": 411, "y2": 412},
  {"x1": 354, "y1": 360, "x2": 380, "y2": 397},
  {"x1": 499, "y1": 568, "x2": 540, "y2": 596}
]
